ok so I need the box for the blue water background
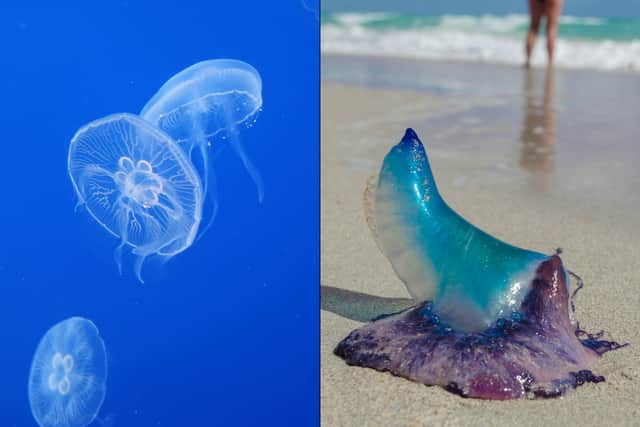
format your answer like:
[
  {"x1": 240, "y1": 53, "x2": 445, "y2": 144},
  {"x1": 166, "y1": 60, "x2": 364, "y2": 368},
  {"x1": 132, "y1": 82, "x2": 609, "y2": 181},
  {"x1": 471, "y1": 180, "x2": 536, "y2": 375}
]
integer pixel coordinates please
[{"x1": 0, "y1": 3, "x2": 319, "y2": 426}]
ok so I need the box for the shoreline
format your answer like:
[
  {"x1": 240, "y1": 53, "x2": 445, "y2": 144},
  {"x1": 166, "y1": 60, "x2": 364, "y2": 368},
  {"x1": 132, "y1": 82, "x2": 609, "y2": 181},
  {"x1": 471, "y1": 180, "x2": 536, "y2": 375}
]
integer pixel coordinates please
[
  {"x1": 322, "y1": 51, "x2": 640, "y2": 78},
  {"x1": 321, "y1": 55, "x2": 640, "y2": 224}
]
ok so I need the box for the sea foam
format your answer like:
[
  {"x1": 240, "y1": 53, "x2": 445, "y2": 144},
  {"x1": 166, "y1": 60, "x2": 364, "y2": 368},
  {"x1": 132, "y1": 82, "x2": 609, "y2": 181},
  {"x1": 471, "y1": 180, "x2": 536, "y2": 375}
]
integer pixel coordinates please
[{"x1": 322, "y1": 13, "x2": 640, "y2": 73}]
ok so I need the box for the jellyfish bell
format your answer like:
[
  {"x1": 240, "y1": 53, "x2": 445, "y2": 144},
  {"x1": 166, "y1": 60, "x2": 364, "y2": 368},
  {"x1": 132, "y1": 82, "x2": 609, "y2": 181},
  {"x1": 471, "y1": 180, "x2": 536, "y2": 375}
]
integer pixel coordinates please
[
  {"x1": 371, "y1": 128, "x2": 549, "y2": 331},
  {"x1": 29, "y1": 317, "x2": 107, "y2": 427},
  {"x1": 140, "y1": 59, "x2": 262, "y2": 143},
  {"x1": 68, "y1": 113, "x2": 202, "y2": 282},
  {"x1": 140, "y1": 59, "x2": 263, "y2": 237}
]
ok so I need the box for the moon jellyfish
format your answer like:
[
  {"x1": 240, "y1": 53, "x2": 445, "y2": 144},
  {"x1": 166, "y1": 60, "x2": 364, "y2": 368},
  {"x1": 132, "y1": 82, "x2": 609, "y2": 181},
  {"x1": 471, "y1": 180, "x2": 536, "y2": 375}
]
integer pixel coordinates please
[
  {"x1": 335, "y1": 129, "x2": 625, "y2": 399},
  {"x1": 68, "y1": 113, "x2": 202, "y2": 282},
  {"x1": 140, "y1": 59, "x2": 263, "y2": 236},
  {"x1": 29, "y1": 317, "x2": 107, "y2": 427}
]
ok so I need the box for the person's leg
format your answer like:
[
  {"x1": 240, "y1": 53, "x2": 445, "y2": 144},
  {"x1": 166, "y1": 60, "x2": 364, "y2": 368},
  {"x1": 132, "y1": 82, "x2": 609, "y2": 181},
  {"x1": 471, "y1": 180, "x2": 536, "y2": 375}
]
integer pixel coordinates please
[
  {"x1": 545, "y1": 0, "x2": 564, "y2": 64},
  {"x1": 526, "y1": 0, "x2": 543, "y2": 67}
]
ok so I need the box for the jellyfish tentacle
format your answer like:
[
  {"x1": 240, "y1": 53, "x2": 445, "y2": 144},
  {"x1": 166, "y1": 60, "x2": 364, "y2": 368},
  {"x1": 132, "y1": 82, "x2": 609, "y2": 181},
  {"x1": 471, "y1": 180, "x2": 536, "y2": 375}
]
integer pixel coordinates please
[
  {"x1": 196, "y1": 156, "x2": 219, "y2": 241},
  {"x1": 130, "y1": 218, "x2": 186, "y2": 283},
  {"x1": 185, "y1": 118, "x2": 217, "y2": 238},
  {"x1": 219, "y1": 99, "x2": 264, "y2": 203},
  {"x1": 189, "y1": 118, "x2": 210, "y2": 198},
  {"x1": 113, "y1": 236, "x2": 126, "y2": 277},
  {"x1": 198, "y1": 139, "x2": 210, "y2": 198},
  {"x1": 113, "y1": 204, "x2": 131, "y2": 276},
  {"x1": 228, "y1": 130, "x2": 264, "y2": 203},
  {"x1": 133, "y1": 253, "x2": 147, "y2": 284}
]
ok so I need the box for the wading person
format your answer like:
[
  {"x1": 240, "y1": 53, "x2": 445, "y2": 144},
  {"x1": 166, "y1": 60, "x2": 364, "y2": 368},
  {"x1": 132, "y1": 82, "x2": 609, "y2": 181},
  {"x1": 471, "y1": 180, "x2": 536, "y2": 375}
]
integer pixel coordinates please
[{"x1": 525, "y1": 0, "x2": 564, "y2": 67}]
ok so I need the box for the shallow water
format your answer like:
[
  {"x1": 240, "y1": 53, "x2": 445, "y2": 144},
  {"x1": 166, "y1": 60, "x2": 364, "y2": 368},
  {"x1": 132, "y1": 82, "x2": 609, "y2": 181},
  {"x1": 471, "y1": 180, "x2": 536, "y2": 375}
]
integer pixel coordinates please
[{"x1": 322, "y1": 54, "x2": 640, "y2": 223}]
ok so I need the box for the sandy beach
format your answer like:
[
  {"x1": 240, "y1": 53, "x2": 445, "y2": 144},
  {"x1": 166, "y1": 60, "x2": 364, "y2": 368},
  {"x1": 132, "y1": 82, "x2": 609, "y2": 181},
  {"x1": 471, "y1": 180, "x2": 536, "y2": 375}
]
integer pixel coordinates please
[{"x1": 321, "y1": 55, "x2": 640, "y2": 426}]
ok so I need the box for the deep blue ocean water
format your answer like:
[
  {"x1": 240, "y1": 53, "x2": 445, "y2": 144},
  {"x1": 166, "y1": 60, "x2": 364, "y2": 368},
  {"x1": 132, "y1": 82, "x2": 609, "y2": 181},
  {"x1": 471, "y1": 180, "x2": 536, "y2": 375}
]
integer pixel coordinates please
[{"x1": 0, "y1": 3, "x2": 319, "y2": 426}]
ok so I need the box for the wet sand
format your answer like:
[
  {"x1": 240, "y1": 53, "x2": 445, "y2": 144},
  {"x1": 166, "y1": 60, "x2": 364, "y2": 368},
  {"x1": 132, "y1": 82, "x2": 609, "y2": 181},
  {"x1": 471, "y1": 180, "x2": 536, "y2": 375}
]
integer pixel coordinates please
[{"x1": 321, "y1": 55, "x2": 640, "y2": 426}]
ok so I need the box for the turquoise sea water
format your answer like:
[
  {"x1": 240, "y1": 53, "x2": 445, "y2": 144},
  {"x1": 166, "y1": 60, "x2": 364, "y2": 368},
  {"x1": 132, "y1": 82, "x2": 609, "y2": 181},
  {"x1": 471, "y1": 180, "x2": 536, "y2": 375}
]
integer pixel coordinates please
[
  {"x1": 322, "y1": 13, "x2": 640, "y2": 71},
  {"x1": 322, "y1": 13, "x2": 640, "y2": 40}
]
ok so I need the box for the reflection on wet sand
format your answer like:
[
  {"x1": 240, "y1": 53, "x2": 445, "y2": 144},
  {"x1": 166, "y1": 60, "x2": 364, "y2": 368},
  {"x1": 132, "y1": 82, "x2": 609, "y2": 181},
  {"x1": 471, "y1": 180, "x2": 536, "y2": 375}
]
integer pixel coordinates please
[{"x1": 520, "y1": 67, "x2": 556, "y2": 182}]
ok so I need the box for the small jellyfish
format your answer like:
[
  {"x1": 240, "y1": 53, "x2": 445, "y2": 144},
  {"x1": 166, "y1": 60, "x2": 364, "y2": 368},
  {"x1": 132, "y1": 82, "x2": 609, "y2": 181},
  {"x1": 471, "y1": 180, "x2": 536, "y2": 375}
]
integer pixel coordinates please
[
  {"x1": 140, "y1": 59, "x2": 263, "y2": 236},
  {"x1": 68, "y1": 113, "x2": 202, "y2": 282},
  {"x1": 28, "y1": 317, "x2": 107, "y2": 427}
]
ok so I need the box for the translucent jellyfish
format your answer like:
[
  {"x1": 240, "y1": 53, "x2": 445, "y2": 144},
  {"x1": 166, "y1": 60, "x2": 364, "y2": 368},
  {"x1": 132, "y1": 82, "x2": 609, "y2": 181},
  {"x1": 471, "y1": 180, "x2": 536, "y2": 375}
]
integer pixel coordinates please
[
  {"x1": 335, "y1": 129, "x2": 625, "y2": 399},
  {"x1": 68, "y1": 113, "x2": 203, "y2": 282},
  {"x1": 28, "y1": 317, "x2": 107, "y2": 427},
  {"x1": 140, "y1": 59, "x2": 263, "y2": 235}
]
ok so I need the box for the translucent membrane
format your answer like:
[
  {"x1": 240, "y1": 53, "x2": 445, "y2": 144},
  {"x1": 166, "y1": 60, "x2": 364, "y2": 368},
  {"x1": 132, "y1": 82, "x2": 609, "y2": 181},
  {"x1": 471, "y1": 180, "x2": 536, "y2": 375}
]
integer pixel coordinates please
[
  {"x1": 68, "y1": 113, "x2": 202, "y2": 281},
  {"x1": 141, "y1": 59, "x2": 263, "y2": 237},
  {"x1": 29, "y1": 317, "x2": 107, "y2": 427}
]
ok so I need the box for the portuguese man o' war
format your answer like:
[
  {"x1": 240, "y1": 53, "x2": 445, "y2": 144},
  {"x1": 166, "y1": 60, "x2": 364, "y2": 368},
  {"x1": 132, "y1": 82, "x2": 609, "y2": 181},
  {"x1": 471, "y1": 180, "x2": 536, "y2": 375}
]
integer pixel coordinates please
[
  {"x1": 335, "y1": 129, "x2": 625, "y2": 399},
  {"x1": 141, "y1": 59, "x2": 263, "y2": 236},
  {"x1": 68, "y1": 113, "x2": 202, "y2": 282},
  {"x1": 28, "y1": 317, "x2": 107, "y2": 427}
]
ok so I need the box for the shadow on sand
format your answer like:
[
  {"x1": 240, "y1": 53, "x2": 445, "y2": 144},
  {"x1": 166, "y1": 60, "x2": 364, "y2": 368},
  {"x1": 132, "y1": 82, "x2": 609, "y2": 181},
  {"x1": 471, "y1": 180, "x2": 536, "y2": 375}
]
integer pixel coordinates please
[{"x1": 321, "y1": 285, "x2": 414, "y2": 322}]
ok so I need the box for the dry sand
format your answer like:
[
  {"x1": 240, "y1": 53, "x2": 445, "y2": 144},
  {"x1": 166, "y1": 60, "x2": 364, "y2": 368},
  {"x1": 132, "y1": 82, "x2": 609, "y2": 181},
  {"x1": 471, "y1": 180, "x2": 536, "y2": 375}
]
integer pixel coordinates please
[{"x1": 321, "y1": 58, "x2": 640, "y2": 426}]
